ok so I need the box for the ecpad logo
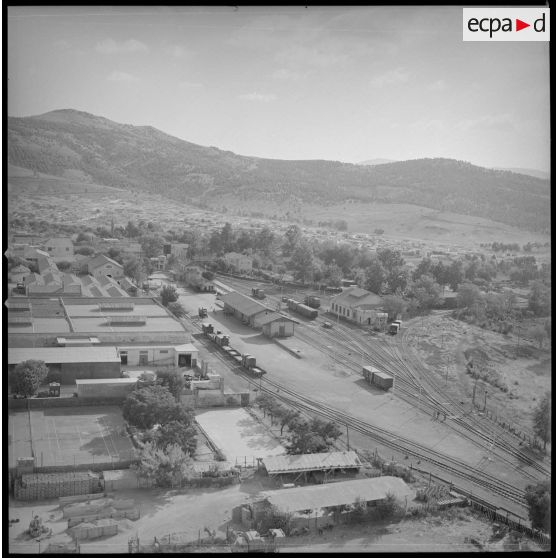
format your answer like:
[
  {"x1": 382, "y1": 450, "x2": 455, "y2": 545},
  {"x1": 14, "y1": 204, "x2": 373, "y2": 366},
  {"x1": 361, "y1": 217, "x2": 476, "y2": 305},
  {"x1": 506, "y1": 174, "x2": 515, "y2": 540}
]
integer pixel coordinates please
[{"x1": 463, "y1": 8, "x2": 549, "y2": 41}]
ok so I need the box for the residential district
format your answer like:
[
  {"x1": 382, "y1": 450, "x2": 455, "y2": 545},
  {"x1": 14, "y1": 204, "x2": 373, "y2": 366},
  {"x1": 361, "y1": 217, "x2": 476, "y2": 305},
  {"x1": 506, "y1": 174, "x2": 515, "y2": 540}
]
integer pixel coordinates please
[{"x1": 6, "y1": 223, "x2": 551, "y2": 553}]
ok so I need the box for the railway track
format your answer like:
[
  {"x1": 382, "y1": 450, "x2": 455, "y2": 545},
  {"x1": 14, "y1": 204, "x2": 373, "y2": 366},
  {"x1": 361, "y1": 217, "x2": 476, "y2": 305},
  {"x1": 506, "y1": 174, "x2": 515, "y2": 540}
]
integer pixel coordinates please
[
  {"x1": 205, "y1": 277, "x2": 550, "y2": 485},
  {"x1": 192, "y1": 320, "x2": 528, "y2": 510}
]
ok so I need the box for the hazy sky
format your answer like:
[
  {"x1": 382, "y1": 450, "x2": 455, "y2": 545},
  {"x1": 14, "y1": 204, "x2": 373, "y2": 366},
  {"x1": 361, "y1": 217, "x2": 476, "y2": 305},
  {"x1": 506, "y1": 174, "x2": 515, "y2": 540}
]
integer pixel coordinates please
[{"x1": 7, "y1": 6, "x2": 551, "y2": 171}]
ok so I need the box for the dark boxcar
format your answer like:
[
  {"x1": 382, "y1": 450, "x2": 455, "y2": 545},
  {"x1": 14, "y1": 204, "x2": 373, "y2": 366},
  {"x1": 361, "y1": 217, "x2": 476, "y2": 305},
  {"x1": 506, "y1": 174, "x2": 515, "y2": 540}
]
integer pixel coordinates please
[{"x1": 304, "y1": 295, "x2": 321, "y2": 309}]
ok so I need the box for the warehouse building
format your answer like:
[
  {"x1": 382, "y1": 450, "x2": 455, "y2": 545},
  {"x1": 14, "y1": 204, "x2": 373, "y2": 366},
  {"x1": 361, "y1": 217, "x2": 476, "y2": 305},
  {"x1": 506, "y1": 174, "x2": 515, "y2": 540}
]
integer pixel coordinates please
[
  {"x1": 257, "y1": 476, "x2": 413, "y2": 516},
  {"x1": 7, "y1": 296, "x2": 190, "y2": 347},
  {"x1": 117, "y1": 343, "x2": 198, "y2": 368},
  {"x1": 8, "y1": 346, "x2": 121, "y2": 384},
  {"x1": 222, "y1": 291, "x2": 276, "y2": 328}
]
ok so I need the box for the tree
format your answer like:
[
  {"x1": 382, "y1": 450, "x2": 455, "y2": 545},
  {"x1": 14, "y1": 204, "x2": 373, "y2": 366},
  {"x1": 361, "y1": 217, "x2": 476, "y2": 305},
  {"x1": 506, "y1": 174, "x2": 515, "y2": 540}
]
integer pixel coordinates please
[
  {"x1": 75, "y1": 246, "x2": 95, "y2": 256},
  {"x1": 125, "y1": 220, "x2": 141, "y2": 238},
  {"x1": 167, "y1": 301, "x2": 187, "y2": 319},
  {"x1": 525, "y1": 481, "x2": 551, "y2": 532},
  {"x1": 9, "y1": 360, "x2": 49, "y2": 397},
  {"x1": 382, "y1": 295, "x2": 407, "y2": 321},
  {"x1": 283, "y1": 224, "x2": 302, "y2": 256},
  {"x1": 363, "y1": 260, "x2": 386, "y2": 294},
  {"x1": 156, "y1": 421, "x2": 197, "y2": 456},
  {"x1": 289, "y1": 242, "x2": 314, "y2": 283},
  {"x1": 123, "y1": 258, "x2": 140, "y2": 280},
  {"x1": 133, "y1": 441, "x2": 194, "y2": 488},
  {"x1": 160, "y1": 285, "x2": 179, "y2": 307},
  {"x1": 156, "y1": 369, "x2": 186, "y2": 400},
  {"x1": 286, "y1": 419, "x2": 329, "y2": 454},
  {"x1": 276, "y1": 407, "x2": 300, "y2": 436},
  {"x1": 377, "y1": 248, "x2": 404, "y2": 272},
  {"x1": 123, "y1": 385, "x2": 187, "y2": 429},
  {"x1": 408, "y1": 274, "x2": 442, "y2": 310},
  {"x1": 456, "y1": 282, "x2": 483, "y2": 309},
  {"x1": 528, "y1": 282, "x2": 551, "y2": 317},
  {"x1": 220, "y1": 222, "x2": 235, "y2": 253},
  {"x1": 107, "y1": 247, "x2": 122, "y2": 263},
  {"x1": 446, "y1": 260, "x2": 464, "y2": 291},
  {"x1": 532, "y1": 392, "x2": 551, "y2": 448},
  {"x1": 412, "y1": 258, "x2": 433, "y2": 282},
  {"x1": 140, "y1": 234, "x2": 164, "y2": 258},
  {"x1": 385, "y1": 267, "x2": 408, "y2": 295}
]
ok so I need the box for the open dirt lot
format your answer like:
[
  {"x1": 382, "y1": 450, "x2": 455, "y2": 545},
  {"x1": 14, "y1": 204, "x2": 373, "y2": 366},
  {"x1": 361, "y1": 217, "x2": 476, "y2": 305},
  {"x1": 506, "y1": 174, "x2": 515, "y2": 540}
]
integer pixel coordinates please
[
  {"x1": 195, "y1": 408, "x2": 286, "y2": 465},
  {"x1": 402, "y1": 311, "x2": 552, "y2": 439},
  {"x1": 8, "y1": 489, "x2": 545, "y2": 554},
  {"x1": 8, "y1": 406, "x2": 134, "y2": 468}
]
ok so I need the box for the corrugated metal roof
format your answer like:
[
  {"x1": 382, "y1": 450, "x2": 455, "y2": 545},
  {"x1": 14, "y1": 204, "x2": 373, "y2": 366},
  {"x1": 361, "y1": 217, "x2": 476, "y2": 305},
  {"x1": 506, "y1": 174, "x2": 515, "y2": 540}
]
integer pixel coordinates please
[
  {"x1": 8, "y1": 346, "x2": 120, "y2": 365},
  {"x1": 221, "y1": 291, "x2": 271, "y2": 317},
  {"x1": 261, "y1": 477, "x2": 414, "y2": 512},
  {"x1": 262, "y1": 451, "x2": 361, "y2": 474}
]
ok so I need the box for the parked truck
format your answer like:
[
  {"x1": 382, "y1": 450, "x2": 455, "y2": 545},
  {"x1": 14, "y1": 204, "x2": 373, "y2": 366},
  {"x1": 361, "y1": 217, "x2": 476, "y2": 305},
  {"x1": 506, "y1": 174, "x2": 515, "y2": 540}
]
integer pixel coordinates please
[{"x1": 388, "y1": 322, "x2": 401, "y2": 335}]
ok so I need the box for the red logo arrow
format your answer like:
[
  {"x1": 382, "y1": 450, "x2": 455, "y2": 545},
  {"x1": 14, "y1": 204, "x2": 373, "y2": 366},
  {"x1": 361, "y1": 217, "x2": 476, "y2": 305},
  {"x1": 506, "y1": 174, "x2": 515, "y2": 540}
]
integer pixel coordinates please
[{"x1": 516, "y1": 19, "x2": 530, "y2": 31}]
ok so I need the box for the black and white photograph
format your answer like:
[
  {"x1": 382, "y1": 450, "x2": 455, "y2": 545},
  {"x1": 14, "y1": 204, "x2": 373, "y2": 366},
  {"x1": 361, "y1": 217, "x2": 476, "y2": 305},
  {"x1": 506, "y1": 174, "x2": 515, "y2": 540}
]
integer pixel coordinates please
[{"x1": 6, "y1": 5, "x2": 552, "y2": 553}]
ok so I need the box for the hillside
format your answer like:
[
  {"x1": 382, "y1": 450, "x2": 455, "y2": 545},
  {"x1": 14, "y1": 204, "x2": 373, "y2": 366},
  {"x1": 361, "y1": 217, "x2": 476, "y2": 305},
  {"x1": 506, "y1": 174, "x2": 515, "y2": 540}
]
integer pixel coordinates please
[{"x1": 7, "y1": 109, "x2": 550, "y2": 233}]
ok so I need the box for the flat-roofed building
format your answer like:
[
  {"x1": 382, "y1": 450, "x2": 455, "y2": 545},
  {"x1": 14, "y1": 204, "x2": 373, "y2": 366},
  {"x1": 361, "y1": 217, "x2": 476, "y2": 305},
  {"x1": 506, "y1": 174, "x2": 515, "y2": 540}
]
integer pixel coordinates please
[
  {"x1": 117, "y1": 343, "x2": 198, "y2": 368},
  {"x1": 8, "y1": 346, "x2": 121, "y2": 384}
]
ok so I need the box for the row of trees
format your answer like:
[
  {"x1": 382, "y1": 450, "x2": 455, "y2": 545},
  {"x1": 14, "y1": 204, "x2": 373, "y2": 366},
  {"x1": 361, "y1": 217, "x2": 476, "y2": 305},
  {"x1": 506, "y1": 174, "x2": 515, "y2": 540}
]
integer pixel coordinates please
[{"x1": 255, "y1": 394, "x2": 343, "y2": 454}]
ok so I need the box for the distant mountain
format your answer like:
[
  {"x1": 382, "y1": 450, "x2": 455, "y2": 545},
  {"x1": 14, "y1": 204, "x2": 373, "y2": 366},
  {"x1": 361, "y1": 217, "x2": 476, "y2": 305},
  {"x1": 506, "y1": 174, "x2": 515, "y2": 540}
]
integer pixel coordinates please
[
  {"x1": 493, "y1": 167, "x2": 550, "y2": 180},
  {"x1": 7, "y1": 109, "x2": 550, "y2": 233},
  {"x1": 358, "y1": 158, "x2": 398, "y2": 166}
]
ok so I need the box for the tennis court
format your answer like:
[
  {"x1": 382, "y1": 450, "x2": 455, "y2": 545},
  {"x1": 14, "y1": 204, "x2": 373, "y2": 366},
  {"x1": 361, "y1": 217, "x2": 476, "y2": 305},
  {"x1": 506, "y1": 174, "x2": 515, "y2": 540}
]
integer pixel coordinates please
[{"x1": 8, "y1": 406, "x2": 134, "y2": 469}]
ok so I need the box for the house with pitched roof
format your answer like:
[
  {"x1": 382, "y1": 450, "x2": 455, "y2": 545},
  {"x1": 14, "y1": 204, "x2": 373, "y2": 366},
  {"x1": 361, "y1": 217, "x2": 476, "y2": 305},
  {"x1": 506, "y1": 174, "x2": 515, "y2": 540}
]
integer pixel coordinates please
[{"x1": 86, "y1": 254, "x2": 124, "y2": 280}]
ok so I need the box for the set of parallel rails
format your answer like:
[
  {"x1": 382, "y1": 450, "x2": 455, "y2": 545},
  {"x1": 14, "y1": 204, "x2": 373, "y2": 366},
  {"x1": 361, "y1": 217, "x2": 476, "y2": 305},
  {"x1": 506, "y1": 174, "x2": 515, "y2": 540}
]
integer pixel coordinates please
[
  {"x1": 191, "y1": 319, "x2": 528, "y2": 511},
  {"x1": 209, "y1": 277, "x2": 551, "y2": 481}
]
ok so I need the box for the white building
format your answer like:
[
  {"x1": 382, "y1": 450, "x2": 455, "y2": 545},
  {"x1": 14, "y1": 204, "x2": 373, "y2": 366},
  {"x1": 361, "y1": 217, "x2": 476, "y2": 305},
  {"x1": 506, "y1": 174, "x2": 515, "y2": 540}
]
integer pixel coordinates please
[
  {"x1": 117, "y1": 343, "x2": 198, "y2": 368},
  {"x1": 330, "y1": 286, "x2": 385, "y2": 326},
  {"x1": 224, "y1": 252, "x2": 253, "y2": 274},
  {"x1": 44, "y1": 237, "x2": 74, "y2": 259},
  {"x1": 87, "y1": 254, "x2": 125, "y2": 280}
]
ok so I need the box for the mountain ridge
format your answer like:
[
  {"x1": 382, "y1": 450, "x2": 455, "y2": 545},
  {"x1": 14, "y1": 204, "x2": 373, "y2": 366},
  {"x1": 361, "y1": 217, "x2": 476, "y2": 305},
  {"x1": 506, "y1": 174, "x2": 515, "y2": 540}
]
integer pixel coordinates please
[{"x1": 7, "y1": 109, "x2": 550, "y2": 233}]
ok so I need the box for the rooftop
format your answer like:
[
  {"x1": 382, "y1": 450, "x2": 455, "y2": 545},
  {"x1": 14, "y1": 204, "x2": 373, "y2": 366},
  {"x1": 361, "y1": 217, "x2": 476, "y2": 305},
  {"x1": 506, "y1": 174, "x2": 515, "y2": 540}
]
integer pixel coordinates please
[
  {"x1": 221, "y1": 291, "x2": 273, "y2": 317},
  {"x1": 8, "y1": 346, "x2": 120, "y2": 365},
  {"x1": 332, "y1": 287, "x2": 383, "y2": 308},
  {"x1": 261, "y1": 476, "x2": 414, "y2": 513},
  {"x1": 258, "y1": 312, "x2": 296, "y2": 326},
  {"x1": 76, "y1": 378, "x2": 137, "y2": 385},
  {"x1": 262, "y1": 451, "x2": 361, "y2": 475}
]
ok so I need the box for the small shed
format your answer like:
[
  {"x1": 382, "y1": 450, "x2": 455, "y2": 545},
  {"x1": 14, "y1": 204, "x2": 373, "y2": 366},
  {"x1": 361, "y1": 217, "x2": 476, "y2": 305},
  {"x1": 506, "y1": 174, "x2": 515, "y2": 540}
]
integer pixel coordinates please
[
  {"x1": 260, "y1": 313, "x2": 296, "y2": 338},
  {"x1": 102, "y1": 469, "x2": 138, "y2": 491},
  {"x1": 75, "y1": 378, "x2": 138, "y2": 399}
]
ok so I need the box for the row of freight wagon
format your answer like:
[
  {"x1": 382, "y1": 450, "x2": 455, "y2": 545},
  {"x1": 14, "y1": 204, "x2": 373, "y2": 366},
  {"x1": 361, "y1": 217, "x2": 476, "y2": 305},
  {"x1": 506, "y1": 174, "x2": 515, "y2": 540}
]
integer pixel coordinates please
[
  {"x1": 201, "y1": 322, "x2": 265, "y2": 378},
  {"x1": 362, "y1": 365, "x2": 394, "y2": 390}
]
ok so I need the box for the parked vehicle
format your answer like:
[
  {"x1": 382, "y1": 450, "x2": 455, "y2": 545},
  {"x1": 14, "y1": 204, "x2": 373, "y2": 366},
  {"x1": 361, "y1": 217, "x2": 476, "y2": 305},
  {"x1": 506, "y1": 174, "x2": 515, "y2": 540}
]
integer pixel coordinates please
[
  {"x1": 362, "y1": 365, "x2": 393, "y2": 390},
  {"x1": 304, "y1": 295, "x2": 321, "y2": 309},
  {"x1": 322, "y1": 321, "x2": 333, "y2": 329},
  {"x1": 388, "y1": 322, "x2": 400, "y2": 335},
  {"x1": 198, "y1": 307, "x2": 208, "y2": 318},
  {"x1": 251, "y1": 288, "x2": 266, "y2": 299},
  {"x1": 287, "y1": 299, "x2": 318, "y2": 319}
]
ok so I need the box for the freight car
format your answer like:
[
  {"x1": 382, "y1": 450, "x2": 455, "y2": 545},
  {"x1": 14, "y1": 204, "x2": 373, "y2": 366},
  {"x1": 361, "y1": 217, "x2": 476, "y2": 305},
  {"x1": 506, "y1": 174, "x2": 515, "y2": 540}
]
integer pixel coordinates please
[
  {"x1": 362, "y1": 365, "x2": 393, "y2": 390},
  {"x1": 304, "y1": 295, "x2": 321, "y2": 309},
  {"x1": 252, "y1": 288, "x2": 266, "y2": 299},
  {"x1": 388, "y1": 322, "x2": 400, "y2": 335},
  {"x1": 286, "y1": 299, "x2": 318, "y2": 319},
  {"x1": 202, "y1": 323, "x2": 214, "y2": 335}
]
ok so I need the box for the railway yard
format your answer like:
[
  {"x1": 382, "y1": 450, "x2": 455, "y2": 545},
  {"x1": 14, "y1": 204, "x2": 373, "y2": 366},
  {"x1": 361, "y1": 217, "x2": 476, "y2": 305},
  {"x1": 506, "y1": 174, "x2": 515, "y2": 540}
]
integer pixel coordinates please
[{"x1": 177, "y1": 274, "x2": 551, "y2": 525}]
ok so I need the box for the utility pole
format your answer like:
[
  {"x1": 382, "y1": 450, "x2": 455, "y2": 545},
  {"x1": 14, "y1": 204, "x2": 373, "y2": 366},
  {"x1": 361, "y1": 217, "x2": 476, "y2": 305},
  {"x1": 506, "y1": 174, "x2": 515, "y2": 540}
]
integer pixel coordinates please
[
  {"x1": 346, "y1": 423, "x2": 350, "y2": 450},
  {"x1": 483, "y1": 390, "x2": 488, "y2": 412},
  {"x1": 472, "y1": 376, "x2": 478, "y2": 408}
]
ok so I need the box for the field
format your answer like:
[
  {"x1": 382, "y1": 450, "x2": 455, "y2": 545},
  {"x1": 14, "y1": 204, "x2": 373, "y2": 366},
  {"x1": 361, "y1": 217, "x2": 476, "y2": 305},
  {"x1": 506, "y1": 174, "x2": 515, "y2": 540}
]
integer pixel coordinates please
[{"x1": 8, "y1": 406, "x2": 134, "y2": 469}]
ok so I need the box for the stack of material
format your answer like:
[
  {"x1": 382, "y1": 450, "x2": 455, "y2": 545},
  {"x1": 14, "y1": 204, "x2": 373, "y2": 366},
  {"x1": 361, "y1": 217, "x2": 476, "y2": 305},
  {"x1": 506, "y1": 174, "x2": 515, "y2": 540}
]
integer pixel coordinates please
[
  {"x1": 43, "y1": 542, "x2": 80, "y2": 554},
  {"x1": 63, "y1": 497, "x2": 139, "y2": 526},
  {"x1": 14, "y1": 472, "x2": 101, "y2": 501},
  {"x1": 69, "y1": 518, "x2": 118, "y2": 540}
]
